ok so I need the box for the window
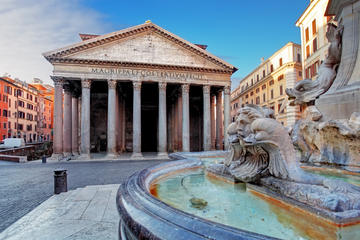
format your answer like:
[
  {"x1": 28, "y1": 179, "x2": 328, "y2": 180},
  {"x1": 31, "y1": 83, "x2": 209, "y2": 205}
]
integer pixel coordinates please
[
  {"x1": 312, "y1": 19, "x2": 317, "y2": 35},
  {"x1": 8, "y1": 99, "x2": 11, "y2": 107},
  {"x1": 306, "y1": 67, "x2": 311, "y2": 78},
  {"x1": 269, "y1": 80, "x2": 274, "y2": 86},
  {"x1": 251, "y1": 99, "x2": 253, "y2": 104},
  {"x1": 280, "y1": 85, "x2": 283, "y2": 95},
  {"x1": 279, "y1": 58, "x2": 283, "y2": 67},
  {"x1": 250, "y1": 91, "x2": 254, "y2": 96},
  {"x1": 278, "y1": 103, "x2": 285, "y2": 114},
  {"x1": 299, "y1": 71, "x2": 302, "y2": 77},
  {"x1": 2, "y1": 110, "x2": 7, "y2": 117},
  {"x1": 8, "y1": 122, "x2": 10, "y2": 128},
  {"x1": 263, "y1": 70, "x2": 265, "y2": 77},
  {"x1": 251, "y1": 79, "x2": 254, "y2": 85},
  {"x1": 278, "y1": 75, "x2": 284, "y2": 81},
  {"x1": 256, "y1": 88, "x2": 260, "y2": 93},
  {"x1": 271, "y1": 89, "x2": 274, "y2": 99},
  {"x1": 297, "y1": 53, "x2": 301, "y2": 62},
  {"x1": 306, "y1": 45, "x2": 310, "y2": 58},
  {"x1": 262, "y1": 84, "x2": 266, "y2": 90},
  {"x1": 256, "y1": 96, "x2": 260, "y2": 104},
  {"x1": 17, "y1": 124, "x2": 23, "y2": 131},
  {"x1": 3, "y1": 123, "x2": 6, "y2": 129},
  {"x1": 313, "y1": 38, "x2": 318, "y2": 52},
  {"x1": 245, "y1": 94, "x2": 249, "y2": 99},
  {"x1": 263, "y1": 93, "x2": 266, "y2": 102},
  {"x1": 270, "y1": 64, "x2": 274, "y2": 72},
  {"x1": 305, "y1": 27, "x2": 309, "y2": 42}
]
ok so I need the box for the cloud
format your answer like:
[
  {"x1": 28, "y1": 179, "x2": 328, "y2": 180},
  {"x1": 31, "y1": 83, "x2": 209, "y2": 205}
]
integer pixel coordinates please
[{"x1": 0, "y1": 0, "x2": 109, "y2": 85}]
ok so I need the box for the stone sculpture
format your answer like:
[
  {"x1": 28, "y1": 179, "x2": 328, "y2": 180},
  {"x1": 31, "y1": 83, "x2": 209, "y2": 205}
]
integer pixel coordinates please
[
  {"x1": 292, "y1": 109, "x2": 360, "y2": 170},
  {"x1": 285, "y1": 23, "x2": 343, "y2": 105},
  {"x1": 207, "y1": 104, "x2": 360, "y2": 219}
]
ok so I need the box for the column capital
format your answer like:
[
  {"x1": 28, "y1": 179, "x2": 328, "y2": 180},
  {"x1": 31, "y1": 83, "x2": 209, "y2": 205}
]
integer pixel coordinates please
[
  {"x1": 108, "y1": 79, "x2": 117, "y2": 89},
  {"x1": 51, "y1": 76, "x2": 64, "y2": 87},
  {"x1": 81, "y1": 79, "x2": 92, "y2": 89},
  {"x1": 158, "y1": 82, "x2": 167, "y2": 90},
  {"x1": 224, "y1": 85, "x2": 231, "y2": 95},
  {"x1": 133, "y1": 81, "x2": 142, "y2": 91},
  {"x1": 71, "y1": 91, "x2": 80, "y2": 98},
  {"x1": 63, "y1": 84, "x2": 72, "y2": 94},
  {"x1": 181, "y1": 84, "x2": 190, "y2": 93},
  {"x1": 203, "y1": 85, "x2": 210, "y2": 94}
]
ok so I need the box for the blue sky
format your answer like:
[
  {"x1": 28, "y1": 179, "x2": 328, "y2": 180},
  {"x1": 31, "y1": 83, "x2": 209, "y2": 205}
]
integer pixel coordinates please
[
  {"x1": 0, "y1": 0, "x2": 308, "y2": 85},
  {"x1": 83, "y1": 0, "x2": 308, "y2": 80}
]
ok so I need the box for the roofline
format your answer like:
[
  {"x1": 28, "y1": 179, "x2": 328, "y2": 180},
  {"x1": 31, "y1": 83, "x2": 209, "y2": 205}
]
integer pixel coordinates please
[
  {"x1": 233, "y1": 42, "x2": 300, "y2": 90},
  {"x1": 296, "y1": 0, "x2": 320, "y2": 26},
  {"x1": 43, "y1": 22, "x2": 238, "y2": 73}
]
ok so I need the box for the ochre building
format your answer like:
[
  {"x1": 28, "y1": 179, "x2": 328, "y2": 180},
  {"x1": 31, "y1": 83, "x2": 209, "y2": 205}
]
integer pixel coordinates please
[
  {"x1": 231, "y1": 42, "x2": 302, "y2": 127},
  {"x1": 44, "y1": 22, "x2": 237, "y2": 160}
]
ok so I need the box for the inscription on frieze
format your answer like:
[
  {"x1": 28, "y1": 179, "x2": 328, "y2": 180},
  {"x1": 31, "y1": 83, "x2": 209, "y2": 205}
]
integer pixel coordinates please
[{"x1": 91, "y1": 68, "x2": 206, "y2": 81}]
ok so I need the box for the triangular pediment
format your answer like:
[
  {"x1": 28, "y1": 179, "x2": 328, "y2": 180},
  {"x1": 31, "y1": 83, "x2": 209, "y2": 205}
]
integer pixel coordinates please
[{"x1": 43, "y1": 22, "x2": 237, "y2": 72}]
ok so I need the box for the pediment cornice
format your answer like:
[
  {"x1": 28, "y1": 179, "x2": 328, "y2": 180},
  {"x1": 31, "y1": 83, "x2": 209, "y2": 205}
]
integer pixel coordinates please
[{"x1": 43, "y1": 22, "x2": 237, "y2": 73}]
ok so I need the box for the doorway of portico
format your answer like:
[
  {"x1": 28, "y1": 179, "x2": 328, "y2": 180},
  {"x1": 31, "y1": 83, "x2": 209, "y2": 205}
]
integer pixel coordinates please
[{"x1": 141, "y1": 82, "x2": 158, "y2": 152}]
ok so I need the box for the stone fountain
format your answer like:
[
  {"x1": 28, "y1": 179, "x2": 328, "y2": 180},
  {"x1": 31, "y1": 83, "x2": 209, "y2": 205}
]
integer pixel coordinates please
[{"x1": 116, "y1": 1, "x2": 360, "y2": 239}]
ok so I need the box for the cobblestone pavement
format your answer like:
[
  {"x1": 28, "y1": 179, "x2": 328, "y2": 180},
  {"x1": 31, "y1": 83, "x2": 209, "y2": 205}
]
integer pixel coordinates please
[{"x1": 0, "y1": 159, "x2": 165, "y2": 233}]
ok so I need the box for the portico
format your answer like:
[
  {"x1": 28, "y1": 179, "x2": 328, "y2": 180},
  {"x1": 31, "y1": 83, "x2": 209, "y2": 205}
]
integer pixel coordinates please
[{"x1": 44, "y1": 22, "x2": 237, "y2": 160}]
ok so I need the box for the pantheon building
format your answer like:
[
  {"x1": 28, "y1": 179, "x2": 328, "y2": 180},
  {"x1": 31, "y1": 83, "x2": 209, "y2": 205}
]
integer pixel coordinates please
[{"x1": 43, "y1": 21, "x2": 237, "y2": 160}]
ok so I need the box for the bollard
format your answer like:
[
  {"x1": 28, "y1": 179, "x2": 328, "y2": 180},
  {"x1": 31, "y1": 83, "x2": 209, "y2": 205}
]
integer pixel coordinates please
[
  {"x1": 42, "y1": 156, "x2": 46, "y2": 163},
  {"x1": 54, "y1": 169, "x2": 67, "y2": 194}
]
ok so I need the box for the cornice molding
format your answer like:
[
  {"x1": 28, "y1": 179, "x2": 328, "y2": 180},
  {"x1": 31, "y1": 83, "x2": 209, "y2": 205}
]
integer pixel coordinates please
[{"x1": 49, "y1": 57, "x2": 233, "y2": 74}]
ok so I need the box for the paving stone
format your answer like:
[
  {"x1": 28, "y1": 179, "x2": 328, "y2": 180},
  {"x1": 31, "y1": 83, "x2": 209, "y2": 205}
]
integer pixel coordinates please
[{"x1": 0, "y1": 160, "x2": 165, "y2": 233}]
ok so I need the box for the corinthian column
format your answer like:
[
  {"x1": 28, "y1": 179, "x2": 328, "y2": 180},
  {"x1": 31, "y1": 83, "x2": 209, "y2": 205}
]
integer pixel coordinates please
[
  {"x1": 182, "y1": 84, "x2": 190, "y2": 152},
  {"x1": 203, "y1": 85, "x2": 211, "y2": 151},
  {"x1": 216, "y1": 90, "x2": 223, "y2": 150},
  {"x1": 51, "y1": 77, "x2": 64, "y2": 160},
  {"x1": 63, "y1": 84, "x2": 72, "y2": 157},
  {"x1": 72, "y1": 93, "x2": 79, "y2": 155},
  {"x1": 210, "y1": 93, "x2": 216, "y2": 150},
  {"x1": 223, "y1": 85, "x2": 231, "y2": 150},
  {"x1": 79, "y1": 79, "x2": 91, "y2": 160},
  {"x1": 158, "y1": 82, "x2": 167, "y2": 157},
  {"x1": 131, "y1": 81, "x2": 143, "y2": 159},
  {"x1": 107, "y1": 79, "x2": 118, "y2": 158}
]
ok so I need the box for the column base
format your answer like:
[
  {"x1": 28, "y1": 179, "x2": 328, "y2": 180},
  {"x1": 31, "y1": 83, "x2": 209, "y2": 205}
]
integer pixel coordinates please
[
  {"x1": 77, "y1": 153, "x2": 91, "y2": 160},
  {"x1": 131, "y1": 152, "x2": 144, "y2": 160},
  {"x1": 49, "y1": 153, "x2": 64, "y2": 162},
  {"x1": 157, "y1": 152, "x2": 169, "y2": 159},
  {"x1": 105, "y1": 152, "x2": 119, "y2": 159},
  {"x1": 72, "y1": 151, "x2": 80, "y2": 156}
]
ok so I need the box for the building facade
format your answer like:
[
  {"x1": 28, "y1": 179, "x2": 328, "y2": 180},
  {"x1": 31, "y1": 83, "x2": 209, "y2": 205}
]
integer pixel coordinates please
[
  {"x1": 296, "y1": 0, "x2": 334, "y2": 79},
  {"x1": 43, "y1": 22, "x2": 237, "y2": 159},
  {"x1": 0, "y1": 79, "x2": 10, "y2": 140},
  {"x1": 0, "y1": 77, "x2": 54, "y2": 142},
  {"x1": 30, "y1": 79, "x2": 55, "y2": 141},
  {"x1": 231, "y1": 42, "x2": 302, "y2": 126}
]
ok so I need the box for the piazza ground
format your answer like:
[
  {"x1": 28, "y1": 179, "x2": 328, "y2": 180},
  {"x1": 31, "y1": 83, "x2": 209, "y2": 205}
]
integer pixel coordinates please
[{"x1": 0, "y1": 159, "x2": 164, "y2": 233}]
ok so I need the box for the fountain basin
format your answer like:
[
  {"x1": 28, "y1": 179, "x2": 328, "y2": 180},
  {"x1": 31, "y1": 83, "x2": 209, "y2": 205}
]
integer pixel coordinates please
[{"x1": 116, "y1": 152, "x2": 360, "y2": 239}]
